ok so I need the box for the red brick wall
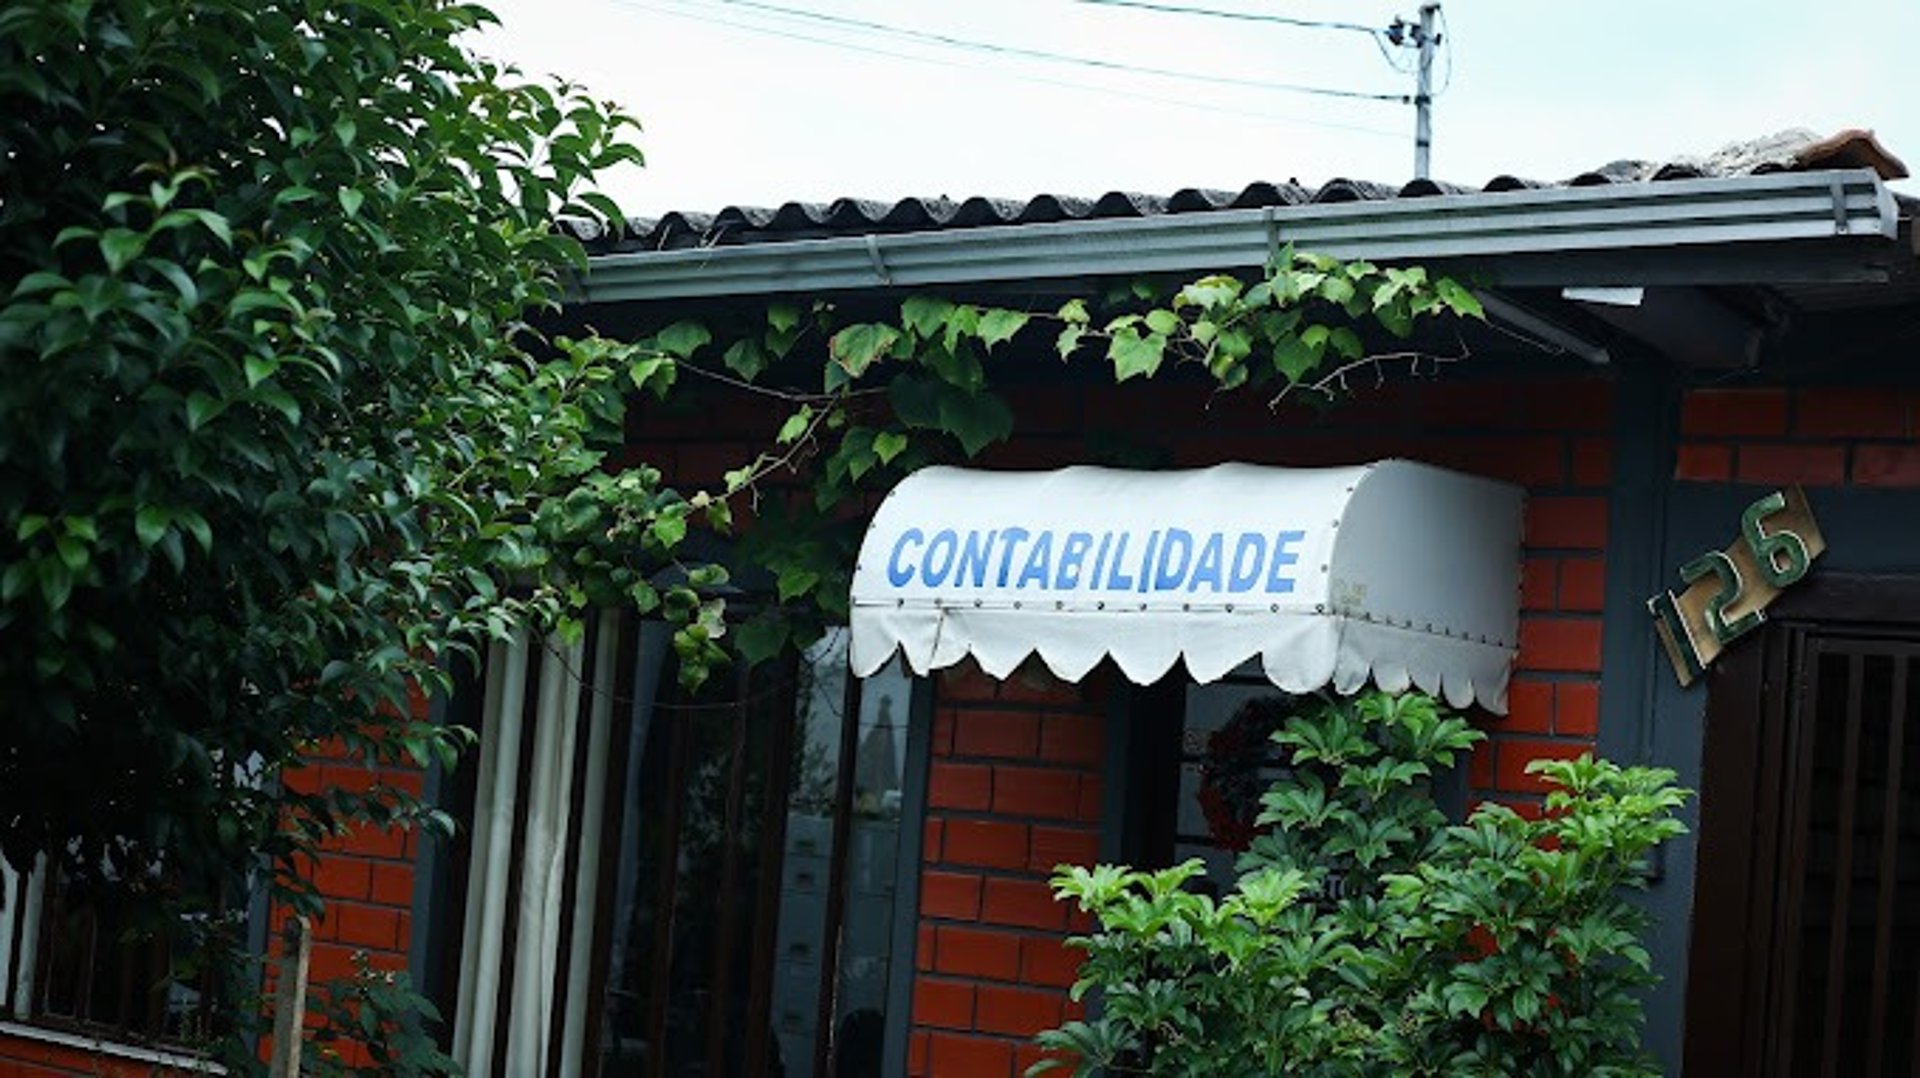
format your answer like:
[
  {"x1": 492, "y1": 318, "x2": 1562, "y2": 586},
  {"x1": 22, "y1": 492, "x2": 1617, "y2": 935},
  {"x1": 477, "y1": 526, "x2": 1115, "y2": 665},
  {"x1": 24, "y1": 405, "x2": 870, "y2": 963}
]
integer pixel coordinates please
[
  {"x1": 629, "y1": 371, "x2": 1617, "y2": 816},
  {"x1": 1676, "y1": 386, "x2": 1920, "y2": 487},
  {"x1": 1052, "y1": 376, "x2": 1615, "y2": 819},
  {"x1": 629, "y1": 370, "x2": 1623, "y2": 1076},
  {"x1": 0, "y1": 367, "x2": 1632, "y2": 1075},
  {"x1": 276, "y1": 740, "x2": 423, "y2": 983},
  {"x1": 263, "y1": 736, "x2": 425, "y2": 1069},
  {"x1": 908, "y1": 662, "x2": 1105, "y2": 1077},
  {"x1": 0, "y1": 1036, "x2": 210, "y2": 1077}
]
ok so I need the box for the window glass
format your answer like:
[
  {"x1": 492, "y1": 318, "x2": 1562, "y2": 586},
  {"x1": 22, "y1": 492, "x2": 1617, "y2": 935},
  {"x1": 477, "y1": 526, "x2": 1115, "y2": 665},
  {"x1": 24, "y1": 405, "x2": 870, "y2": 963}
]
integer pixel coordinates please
[
  {"x1": 592, "y1": 625, "x2": 916, "y2": 1078},
  {"x1": 596, "y1": 629, "x2": 790, "y2": 1076},
  {"x1": 769, "y1": 630, "x2": 910, "y2": 1078},
  {"x1": 830, "y1": 646, "x2": 910, "y2": 1077},
  {"x1": 1177, "y1": 676, "x2": 1306, "y2": 894},
  {"x1": 0, "y1": 857, "x2": 223, "y2": 1049}
]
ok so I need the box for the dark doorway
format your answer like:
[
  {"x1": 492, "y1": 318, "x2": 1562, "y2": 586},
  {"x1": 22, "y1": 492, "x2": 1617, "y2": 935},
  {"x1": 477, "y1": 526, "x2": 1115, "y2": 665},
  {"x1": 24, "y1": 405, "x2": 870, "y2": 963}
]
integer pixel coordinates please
[{"x1": 1686, "y1": 576, "x2": 1920, "y2": 1076}]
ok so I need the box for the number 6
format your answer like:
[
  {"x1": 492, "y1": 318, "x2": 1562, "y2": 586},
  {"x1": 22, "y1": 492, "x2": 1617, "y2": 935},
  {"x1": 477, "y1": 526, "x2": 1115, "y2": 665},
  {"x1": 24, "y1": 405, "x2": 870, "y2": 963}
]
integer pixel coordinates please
[{"x1": 1741, "y1": 492, "x2": 1810, "y2": 588}]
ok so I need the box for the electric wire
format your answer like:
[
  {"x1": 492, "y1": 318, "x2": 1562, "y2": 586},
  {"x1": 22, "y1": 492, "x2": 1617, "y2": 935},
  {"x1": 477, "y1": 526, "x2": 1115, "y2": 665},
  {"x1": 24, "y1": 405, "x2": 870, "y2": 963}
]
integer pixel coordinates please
[
  {"x1": 1068, "y1": 0, "x2": 1430, "y2": 81},
  {"x1": 1068, "y1": 0, "x2": 1380, "y2": 35},
  {"x1": 611, "y1": 0, "x2": 1406, "y2": 138},
  {"x1": 688, "y1": 0, "x2": 1410, "y2": 103}
]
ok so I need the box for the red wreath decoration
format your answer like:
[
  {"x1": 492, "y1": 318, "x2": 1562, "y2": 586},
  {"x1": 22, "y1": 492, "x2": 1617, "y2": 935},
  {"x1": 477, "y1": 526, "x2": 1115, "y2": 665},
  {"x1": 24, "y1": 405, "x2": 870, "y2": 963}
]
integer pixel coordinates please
[{"x1": 1196, "y1": 696, "x2": 1295, "y2": 852}]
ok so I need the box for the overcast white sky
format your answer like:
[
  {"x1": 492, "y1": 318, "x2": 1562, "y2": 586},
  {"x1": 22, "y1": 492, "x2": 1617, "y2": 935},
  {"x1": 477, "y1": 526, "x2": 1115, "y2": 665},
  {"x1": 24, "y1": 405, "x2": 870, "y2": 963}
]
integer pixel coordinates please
[{"x1": 473, "y1": 0, "x2": 1919, "y2": 218}]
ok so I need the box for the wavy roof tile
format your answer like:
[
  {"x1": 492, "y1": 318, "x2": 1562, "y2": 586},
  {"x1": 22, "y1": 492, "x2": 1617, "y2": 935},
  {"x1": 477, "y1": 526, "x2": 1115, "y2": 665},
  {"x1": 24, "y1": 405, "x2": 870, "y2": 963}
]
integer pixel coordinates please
[{"x1": 582, "y1": 128, "x2": 1910, "y2": 254}]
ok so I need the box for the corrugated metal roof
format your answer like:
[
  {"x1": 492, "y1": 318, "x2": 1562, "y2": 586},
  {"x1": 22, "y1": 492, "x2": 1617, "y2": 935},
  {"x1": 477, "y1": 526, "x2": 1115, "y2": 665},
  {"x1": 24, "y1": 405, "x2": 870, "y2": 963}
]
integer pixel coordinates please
[{"x1": 584, "y1": 128, "x2": 1912, "y2": 255}]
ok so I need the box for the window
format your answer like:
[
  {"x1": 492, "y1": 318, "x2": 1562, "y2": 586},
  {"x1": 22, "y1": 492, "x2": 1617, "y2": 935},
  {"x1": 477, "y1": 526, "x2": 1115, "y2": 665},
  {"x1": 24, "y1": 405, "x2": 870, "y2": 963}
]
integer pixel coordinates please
[
  {"x1": 428, "y1": 615, "x2": 920, "y2": 1078},
  {"x1": 1120, "y1": 666, "x2": 1470, "y2": 895},
  {"x1": 0, "y1": 854, "x2": 225, "y2": 1054}
]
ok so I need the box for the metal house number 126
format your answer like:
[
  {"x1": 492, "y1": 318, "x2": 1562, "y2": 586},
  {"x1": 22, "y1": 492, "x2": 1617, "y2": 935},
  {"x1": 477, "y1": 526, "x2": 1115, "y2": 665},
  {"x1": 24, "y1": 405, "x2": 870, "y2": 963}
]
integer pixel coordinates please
[{"x1": 1648, "y1": 487, "x2": 1824, "y2": 687}]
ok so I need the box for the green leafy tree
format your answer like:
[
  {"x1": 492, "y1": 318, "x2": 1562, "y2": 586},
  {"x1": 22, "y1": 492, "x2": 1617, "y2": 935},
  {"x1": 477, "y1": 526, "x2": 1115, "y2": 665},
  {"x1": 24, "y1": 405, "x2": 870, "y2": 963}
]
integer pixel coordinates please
[
  {"x1": 1037, "y1": 691, "x2": 1689, "y2": 1077},
  {"x1": 0, "y1": 0, "x2": 658, "y2": 1062},
  {"x1": 1, "y1": 1, "x2": 1493, "y2": 1066}
]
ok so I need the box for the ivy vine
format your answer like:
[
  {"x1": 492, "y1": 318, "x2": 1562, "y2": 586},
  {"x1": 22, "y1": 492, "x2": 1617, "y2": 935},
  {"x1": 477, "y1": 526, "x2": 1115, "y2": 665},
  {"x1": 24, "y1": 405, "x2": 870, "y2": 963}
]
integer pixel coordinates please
[{"x1": 564, "y1": 248, "x2": 1485, "y2": 684}]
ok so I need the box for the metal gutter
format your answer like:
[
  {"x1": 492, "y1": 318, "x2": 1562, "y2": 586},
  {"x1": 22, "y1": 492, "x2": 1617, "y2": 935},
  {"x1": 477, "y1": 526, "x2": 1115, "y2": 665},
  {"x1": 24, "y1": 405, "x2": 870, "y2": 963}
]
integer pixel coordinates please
[{"x1": 580, "y1": 170, "x2": 1901, "y2": 304}]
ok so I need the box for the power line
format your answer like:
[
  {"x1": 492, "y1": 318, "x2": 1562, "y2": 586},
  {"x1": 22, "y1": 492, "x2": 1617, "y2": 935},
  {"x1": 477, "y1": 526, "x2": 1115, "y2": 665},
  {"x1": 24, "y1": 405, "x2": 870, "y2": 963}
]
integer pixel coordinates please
[
  {"x1": 1069, "y1": 0, "x2": 1378, "y2": 36},
  {"x1": 1433, "y1": 3, "x2": 1453, "y2": 95},
  {"x1": 1069, "y1": 0, "x2": 1420, "y2": 84},
  {"x1": 613, "y1": 0, "x2": 1405, "y2": 138},
  {"x1": 697, "y1": 0, "x2": 1408, "y2": 103}
]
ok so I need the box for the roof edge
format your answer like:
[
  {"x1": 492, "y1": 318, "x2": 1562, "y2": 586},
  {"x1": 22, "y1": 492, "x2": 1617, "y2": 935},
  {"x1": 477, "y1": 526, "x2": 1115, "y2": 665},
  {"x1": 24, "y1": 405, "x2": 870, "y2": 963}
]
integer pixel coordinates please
[{"x1": 577, "y1": 170, "x2": 1901, "y2": 305}]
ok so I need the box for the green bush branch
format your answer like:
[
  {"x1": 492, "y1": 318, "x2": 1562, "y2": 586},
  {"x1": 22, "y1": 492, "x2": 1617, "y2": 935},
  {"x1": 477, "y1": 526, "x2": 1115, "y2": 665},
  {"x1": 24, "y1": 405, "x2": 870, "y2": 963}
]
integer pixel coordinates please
[{"x1": 1030, "y1": 690, "x2": 1689, "y2": 1077}]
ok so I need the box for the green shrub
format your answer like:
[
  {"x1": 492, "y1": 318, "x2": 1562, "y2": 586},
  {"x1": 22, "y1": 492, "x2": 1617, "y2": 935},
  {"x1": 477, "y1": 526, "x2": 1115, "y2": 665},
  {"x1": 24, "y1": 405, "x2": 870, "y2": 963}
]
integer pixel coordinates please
[{"x1": 1035, "y1": 689, "x2": 1689, "y2": 1077}]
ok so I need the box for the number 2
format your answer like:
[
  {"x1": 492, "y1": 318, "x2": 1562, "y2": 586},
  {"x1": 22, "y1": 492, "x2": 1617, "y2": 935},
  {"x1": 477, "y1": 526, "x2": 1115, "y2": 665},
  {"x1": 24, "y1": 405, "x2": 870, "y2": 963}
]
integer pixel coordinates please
[{"x1": 1681, "y1": 549, "x2": 1762, "y2": 645}]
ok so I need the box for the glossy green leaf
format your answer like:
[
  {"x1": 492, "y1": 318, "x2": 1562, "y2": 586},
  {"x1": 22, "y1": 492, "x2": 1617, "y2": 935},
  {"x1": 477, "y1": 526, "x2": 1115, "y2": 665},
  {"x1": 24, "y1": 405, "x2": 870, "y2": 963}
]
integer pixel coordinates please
[
  {"x1": 134, "y1": 506, "x2": 170, "y2": 548},
  {"x1": 54, "y1": 537, "x2": 88, "y2": 572},
  {"x1": 873, "y1": 430, "x2": 909, "y2": 464},
  {"x1": 99, "y1": 228, "x2": 145, "y2": 273},
  {"x1": 175, "y1": 509, "x2": 213, "y2": 554},
  {"x1": 11, "y1": 271, "x2": 68, "y2": 299},
  {"x1": 722, "y1": 338, "x2": 768, "y2": 380},
  {"x1": 244, "y1": 354, "x2": 281, "y2": 388},
  {"x1": 901, "y1": 295, "x2": 955, "y2": 339},
  {"x1": 776, "y1": 566, "x2": 820, "y2": 602},
  {"x1": 829, "y1": 323, "x2": 900, "y2": 377},
  {"x1": 656, "y1": 321, "x2": 712, "y2": 358},
  {"x1": 629, "y1": 355, "x2": 673, "y2": 394},
  {"x1": 1108, "y1": 328, "x2": 1167, "y2": 382},
  {"x1": 776, "y1": 406, "x2": 813, "y2": 445},
  {"x1": 935, "y1": 388, "x2": 1012, "y2": 456},
  {"x1": 1055, "y1": 323, "x2": 1086, "y2": 358},
  {"x1": 1273, "y1": 334, "x2": 1321, "y2": 382},
  {"x1": 650, "y1": 513, "x2": 687, "y2": 548},
  {"x1": 767, "y1": 302, "x2": 801, "y2": 334},
  {"x1": 977, "y1": 308, "x2": 1030, "y2": 350},
  {"x1": 186, "y1": 391, "x2": 224, "y2": 431},
  {"x1": 734, "y1": 612, "x2": 791, "y2": 666},
  {"x1": 1436, "y1": 277, "x2": 1485, "y2": 320}
]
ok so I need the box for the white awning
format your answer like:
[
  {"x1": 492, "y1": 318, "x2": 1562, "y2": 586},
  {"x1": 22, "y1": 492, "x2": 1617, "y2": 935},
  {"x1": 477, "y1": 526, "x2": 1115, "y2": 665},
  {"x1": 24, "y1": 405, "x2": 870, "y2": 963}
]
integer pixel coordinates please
[{"x1": 849, "y1": 461, "x2": 1524, "y2": 713}]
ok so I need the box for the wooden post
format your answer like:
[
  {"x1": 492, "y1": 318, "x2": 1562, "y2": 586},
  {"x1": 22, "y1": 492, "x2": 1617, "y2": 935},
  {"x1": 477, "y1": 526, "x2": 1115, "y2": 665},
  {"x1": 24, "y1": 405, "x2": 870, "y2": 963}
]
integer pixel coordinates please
[{"x1": 268, "y1": 915, "x2": 311, "y2": 1078}]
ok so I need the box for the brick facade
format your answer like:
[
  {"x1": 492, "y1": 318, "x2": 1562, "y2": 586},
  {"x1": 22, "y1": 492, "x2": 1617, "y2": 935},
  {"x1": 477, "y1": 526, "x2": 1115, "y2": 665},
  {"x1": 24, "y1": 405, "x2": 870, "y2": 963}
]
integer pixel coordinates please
[
  {"x1": 881, "y1": 375, "x2": 1620, "y2": 1074},
  {"x1": 627, "y1": 369, "x2": 1620, "y2": 827},
  {"x1": 0, "y1": 1036, "x2": 208, "y2": 1077},
  {"x1": 909, "y1": 663, "x2": 1106, "y2": 1077},
  {"x1": 261, "y1": 738, "x2": 425, "y2": 1070},
  {"x1": 1677, "y1": 386, "x2": 1920, "y2": 487},
  {"x1": 23, "y1": 369, "x2": 1845, "y2": 1077},
  {"x1": 1069, "y1": 375, "x2": 1617, "y2": 819}
]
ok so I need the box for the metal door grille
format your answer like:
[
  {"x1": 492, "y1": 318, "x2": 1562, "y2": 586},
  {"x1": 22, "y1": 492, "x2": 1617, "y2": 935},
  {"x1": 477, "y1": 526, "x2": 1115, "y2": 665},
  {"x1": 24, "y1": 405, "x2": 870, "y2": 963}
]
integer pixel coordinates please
[{"x1": 1689, "y1": 623, "x2": 1920, "y2": 1076}]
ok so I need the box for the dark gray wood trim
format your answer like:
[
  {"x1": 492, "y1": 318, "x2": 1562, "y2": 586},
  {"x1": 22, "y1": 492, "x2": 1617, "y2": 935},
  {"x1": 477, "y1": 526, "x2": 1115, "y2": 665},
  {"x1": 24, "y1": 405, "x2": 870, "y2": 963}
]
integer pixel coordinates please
[
  {"x1": 1098, "y1": 672, "x2": 1133, "y2": 866},
  {"x1": 1648, "y1": 482, "x2": 1920, "y2": 1075},
  {"x1": 1597, "y1": 359, "x2": 1680, "y2": 766},
  {"x1": 880, "y1": 674, "x2": 934, "y2": 1078},
  {"x1": 811, "y1": 651, "x2": 867, "y2": 1076},
  {"x1": 407, "y1": 681, "x2": 449, "y2": 997}
]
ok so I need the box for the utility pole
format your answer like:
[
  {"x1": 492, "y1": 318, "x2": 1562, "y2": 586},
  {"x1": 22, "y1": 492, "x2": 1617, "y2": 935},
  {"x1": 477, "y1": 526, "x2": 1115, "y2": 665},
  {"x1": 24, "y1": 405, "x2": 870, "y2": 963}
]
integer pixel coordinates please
[
  {"x1": 1388, "y1": 3, "x2": 1442, "y2": 179},
  {"x1": 1413, "y1": 2, "x2": 1437, "y2": 179}
]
